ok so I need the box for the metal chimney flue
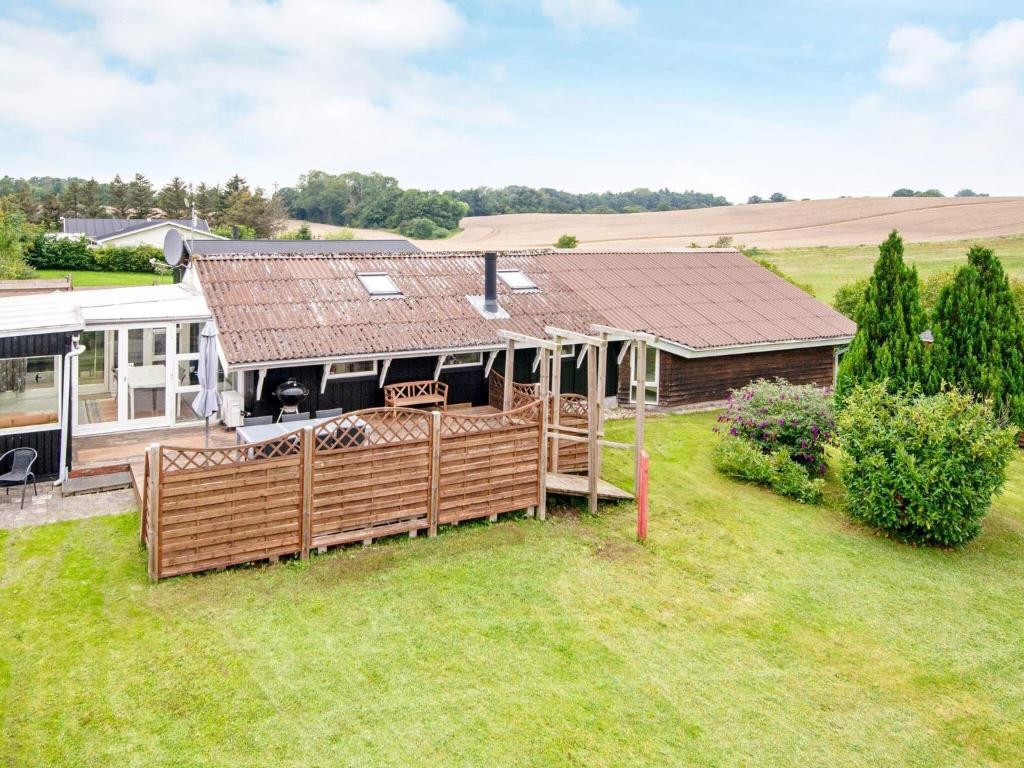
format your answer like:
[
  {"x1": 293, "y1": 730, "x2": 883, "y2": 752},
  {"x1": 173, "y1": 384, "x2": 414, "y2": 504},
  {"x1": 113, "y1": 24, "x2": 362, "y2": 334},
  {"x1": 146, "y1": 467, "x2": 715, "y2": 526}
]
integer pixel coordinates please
[{"x1": 484, "y1": 251, "x2": 498, "y2": 313}]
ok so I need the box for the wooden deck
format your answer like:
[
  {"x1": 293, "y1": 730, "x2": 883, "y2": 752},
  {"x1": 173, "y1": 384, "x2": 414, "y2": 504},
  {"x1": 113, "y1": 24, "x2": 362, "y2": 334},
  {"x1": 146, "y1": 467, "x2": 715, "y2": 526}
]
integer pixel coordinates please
[{"x1": 545, "y1": 472, "x2": 633, "y2": 501}]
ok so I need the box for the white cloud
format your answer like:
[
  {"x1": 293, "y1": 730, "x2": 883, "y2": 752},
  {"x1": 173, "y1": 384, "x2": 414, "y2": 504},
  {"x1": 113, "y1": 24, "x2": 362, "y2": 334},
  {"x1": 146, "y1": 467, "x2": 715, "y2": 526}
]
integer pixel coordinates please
[
  {"x1": 0, "y1": 0, "x2": 483, "y2": 185},
  {"x1": 966, "y1": 19, "x2": 1024, "y2": 79},
  {"x1": 880, "y1": 25, "x2": 962, "y2": 90},
  {"x1": 539, "y1": 0, "x2": 636, "y2": 30}
]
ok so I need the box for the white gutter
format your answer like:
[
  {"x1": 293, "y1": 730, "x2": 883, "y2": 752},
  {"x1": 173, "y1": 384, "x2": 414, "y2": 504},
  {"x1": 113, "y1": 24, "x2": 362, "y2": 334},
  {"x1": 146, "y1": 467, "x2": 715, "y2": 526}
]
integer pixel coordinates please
[{"x1": 54, "y1": 336, "x2": 86, "y2": 486}]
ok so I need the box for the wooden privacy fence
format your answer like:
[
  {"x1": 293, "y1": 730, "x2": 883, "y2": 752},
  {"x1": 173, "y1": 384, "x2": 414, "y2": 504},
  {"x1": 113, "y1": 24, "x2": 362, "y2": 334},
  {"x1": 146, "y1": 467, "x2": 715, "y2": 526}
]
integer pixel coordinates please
[{"x1": 142, "y1": 401, "x2": 543, "y2": 580}]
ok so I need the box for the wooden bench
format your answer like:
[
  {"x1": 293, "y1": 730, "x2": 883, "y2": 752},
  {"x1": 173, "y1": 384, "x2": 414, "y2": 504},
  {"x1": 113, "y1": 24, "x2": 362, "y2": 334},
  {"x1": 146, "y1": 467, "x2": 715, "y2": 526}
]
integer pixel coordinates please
[{"x1": 383, "y1": 380, "x2": 448, "y2": 410}]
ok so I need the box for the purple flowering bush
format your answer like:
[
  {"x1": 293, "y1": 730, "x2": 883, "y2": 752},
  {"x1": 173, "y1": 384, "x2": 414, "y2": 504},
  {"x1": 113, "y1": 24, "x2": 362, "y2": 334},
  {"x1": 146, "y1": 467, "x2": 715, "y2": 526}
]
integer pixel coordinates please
[{"x1": 714, "y1": 378, "x2": 836, "y2": 475}]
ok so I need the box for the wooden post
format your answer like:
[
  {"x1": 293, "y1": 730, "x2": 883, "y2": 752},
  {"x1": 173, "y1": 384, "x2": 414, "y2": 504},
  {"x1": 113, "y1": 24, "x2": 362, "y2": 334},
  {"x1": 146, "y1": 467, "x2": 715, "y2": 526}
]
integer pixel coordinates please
[
  {"x1": 550, "y1": 338, "x2": 561, "y2": 472},
  {"x1": 634, "y1": 340, "x2": 647, "y2": 495},
  {"x1": 429, "y1": 409, "x2": 441, "y2": 537},
  {"x1": 595, "y1": 334, "x2": 607, "y2": 482},
  {"x1": 502, "y1": 339, "x2": 515, "y2": 411},
  {"x1": 586, "y1": 341, "x2": 598, "y2": 513},
  {"x1": 538, "y1": 346, "x2": 549, "y2": 520},
  {"x1": 146, "y1": 444, "x2": 160, "y2": 582},
  {"x1": 300, "y1": 426, "x2": 313, "y2": 559}
]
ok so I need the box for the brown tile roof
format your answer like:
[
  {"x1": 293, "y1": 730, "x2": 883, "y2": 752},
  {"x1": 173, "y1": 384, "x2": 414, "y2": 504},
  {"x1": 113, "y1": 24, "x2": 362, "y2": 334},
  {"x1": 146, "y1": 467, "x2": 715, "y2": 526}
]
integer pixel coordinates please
[
  {"x1": 542, "y1": 250, "x2": 855, "y2": 350},
  {"x1": 194, "y1": 249, "x2": 856, "y2": 367},
  {"x1": 193, "y1": 251, "x2": 602, "y2": 366}
]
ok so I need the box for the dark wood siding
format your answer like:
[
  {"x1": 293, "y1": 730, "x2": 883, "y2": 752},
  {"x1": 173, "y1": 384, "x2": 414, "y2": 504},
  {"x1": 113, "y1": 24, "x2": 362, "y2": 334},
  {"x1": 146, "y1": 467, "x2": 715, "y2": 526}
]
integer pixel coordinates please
[
  {"x1": 617, "y1": 346, "x2": 837, "y2": 407},
  {"x1": 0, "y1": 332, "x2": 73, "y2": 479},
  {"x1": 0, "y1": 428, "x2": 62, "y2": 478},
  {"x1": 244, "y1": 342, "x2": 625, "y2": 417},
  {"x1": 244, "y1": 356, "x2": 492, "y2": 417},
  {"x1": 0, "y1": 332, "x2": 69, "y2": 359}
]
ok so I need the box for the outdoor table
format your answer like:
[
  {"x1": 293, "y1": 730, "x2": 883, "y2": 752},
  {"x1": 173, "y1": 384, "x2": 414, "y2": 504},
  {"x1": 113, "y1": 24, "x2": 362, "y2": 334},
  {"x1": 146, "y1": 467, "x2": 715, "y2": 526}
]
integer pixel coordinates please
[{"x1": 235, "y1": 415, "x2": 371, "y2": 445}]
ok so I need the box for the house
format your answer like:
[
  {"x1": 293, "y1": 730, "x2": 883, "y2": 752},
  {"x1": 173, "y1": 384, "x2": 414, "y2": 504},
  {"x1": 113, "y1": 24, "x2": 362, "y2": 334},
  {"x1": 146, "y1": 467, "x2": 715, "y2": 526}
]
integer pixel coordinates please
[
  {"x1": 0, "y1": 243, "x2": 854, "y2": 478},
  {"x1": 59, "y1": 217, "x2": 224, "y2": 248},
  {"x1": 190, "y1": 247, "x2": 855, "y2": 419}
]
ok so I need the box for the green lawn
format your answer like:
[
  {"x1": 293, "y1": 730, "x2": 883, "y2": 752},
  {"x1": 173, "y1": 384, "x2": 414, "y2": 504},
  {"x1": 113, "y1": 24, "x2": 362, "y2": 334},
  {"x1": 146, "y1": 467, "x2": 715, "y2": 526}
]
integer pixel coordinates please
[
  {"x1": 764, "y1": 235, "x2": 1024, "y2": 304},
  {"x1": 2, "y1": 413, "x2": 1023, "y2": 767},
  {"x1": 34, "y1": 269, "x2": 173, "y2": 287}
]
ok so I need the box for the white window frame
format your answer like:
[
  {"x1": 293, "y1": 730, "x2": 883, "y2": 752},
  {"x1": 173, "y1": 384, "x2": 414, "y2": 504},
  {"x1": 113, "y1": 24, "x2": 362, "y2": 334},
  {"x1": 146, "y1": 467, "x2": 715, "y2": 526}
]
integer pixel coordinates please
[
  {"x1": 560, "y1": 343, "x2": 576, "y2": 358},
  {"x1": 628, "y1": 345, "x2": 659, "y2": 405},
  {"x1": 357, "y1": 272, "x2": 402, "y2": 297},
  {"x1": 326, "y1": 359, "x2": 378, "y2": 380},
  {"x1": 440, "y1": 351, "x2": 484, "y2": 370},
  {"x1": 0, "y1": 354, "x2": 62, "y2": 436},
  {"x1": 497, "y1": 269, "x2": 537, "y2": 291}
]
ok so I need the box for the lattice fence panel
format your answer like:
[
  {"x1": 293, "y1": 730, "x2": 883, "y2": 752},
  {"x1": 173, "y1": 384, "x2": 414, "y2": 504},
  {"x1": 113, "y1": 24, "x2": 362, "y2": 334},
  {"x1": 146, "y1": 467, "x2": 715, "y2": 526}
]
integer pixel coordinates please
[
  {"x1": 311, "y1": 408, "x2": 432, "y2": 547},
  {"x1": 438, "y1": 398, "x2": 542, "y2": 523},
  {"x1": 552, "y1": 394, "x2": 590, "y2": 472},
  {"x1": 155, "y1": 433, "x2": 305, "y2": 578}
]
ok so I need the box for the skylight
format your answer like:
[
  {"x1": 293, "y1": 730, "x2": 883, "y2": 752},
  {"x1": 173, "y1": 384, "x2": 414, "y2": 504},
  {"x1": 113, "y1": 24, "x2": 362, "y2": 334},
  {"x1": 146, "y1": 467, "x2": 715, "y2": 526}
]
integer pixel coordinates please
[
  {"x1": 357, "y1": 272, "x2": 402, "y2": 296},
  {"x1": 497, "y1": 269, "x2": 537, "y2": 291}
]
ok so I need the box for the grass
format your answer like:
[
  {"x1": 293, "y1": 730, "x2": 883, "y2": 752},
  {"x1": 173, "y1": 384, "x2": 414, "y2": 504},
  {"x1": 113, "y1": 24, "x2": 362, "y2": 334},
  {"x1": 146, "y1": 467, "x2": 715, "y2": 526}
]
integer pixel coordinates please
[
  {"x1": 762, "y1": 235, "x2": 1024, "y2": 304},
  {"x1": 33, "y1": 269, "x2": 173, "y2": 287},
  {"x1": 1, "y1": 413, "x2": 1023, "y2": 766}
]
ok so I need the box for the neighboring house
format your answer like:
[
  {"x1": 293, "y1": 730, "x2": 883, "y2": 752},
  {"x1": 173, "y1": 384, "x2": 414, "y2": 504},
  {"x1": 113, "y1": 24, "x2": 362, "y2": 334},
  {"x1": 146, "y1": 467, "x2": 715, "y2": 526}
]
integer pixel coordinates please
[{"x1": 59, "y1": 217, "x2": 225, "y2": 248}]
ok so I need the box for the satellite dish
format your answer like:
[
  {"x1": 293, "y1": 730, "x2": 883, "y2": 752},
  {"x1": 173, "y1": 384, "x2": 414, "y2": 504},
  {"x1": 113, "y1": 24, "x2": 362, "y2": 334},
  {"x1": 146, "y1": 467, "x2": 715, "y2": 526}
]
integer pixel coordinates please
[{"x1": 163, "y1": 228, "x2": 185, "y2": 267}]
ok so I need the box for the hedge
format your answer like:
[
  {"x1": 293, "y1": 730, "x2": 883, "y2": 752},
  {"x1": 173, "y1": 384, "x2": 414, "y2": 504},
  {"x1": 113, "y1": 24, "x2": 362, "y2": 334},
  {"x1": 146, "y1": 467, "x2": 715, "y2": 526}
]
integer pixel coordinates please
[{"x1": 25, "y1": 235, "x2": 163, "y2": 273}]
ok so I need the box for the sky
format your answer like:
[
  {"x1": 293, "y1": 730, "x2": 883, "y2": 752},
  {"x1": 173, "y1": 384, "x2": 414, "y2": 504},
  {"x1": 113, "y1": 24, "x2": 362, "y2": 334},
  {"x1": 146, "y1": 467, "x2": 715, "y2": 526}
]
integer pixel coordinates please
[{"x1": 1, "y1": 0, "x2": 1023, "y2": 202}]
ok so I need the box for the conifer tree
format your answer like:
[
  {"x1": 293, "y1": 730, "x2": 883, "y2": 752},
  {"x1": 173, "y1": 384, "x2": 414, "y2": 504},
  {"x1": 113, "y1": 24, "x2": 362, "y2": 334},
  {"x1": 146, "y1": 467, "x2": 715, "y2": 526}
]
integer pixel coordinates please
[
  {"x1": 836, "y1": 230, "x2": 928, "y2": 401},
  {"x1": 157, "y1": 177, "x2": 190, "y2": 218},
  {"x1": 126, "y1": 173, "x2": 156, "y2": 218},
  {"x1": 81, "y1": 178, "x2": 104, "y2": 217},
  {"x1": 929, "y1": 246, "x2": 1024, "y2": 428},
  {"x1": 110, "y1": 174, "x2": 130, "y2": 217}
]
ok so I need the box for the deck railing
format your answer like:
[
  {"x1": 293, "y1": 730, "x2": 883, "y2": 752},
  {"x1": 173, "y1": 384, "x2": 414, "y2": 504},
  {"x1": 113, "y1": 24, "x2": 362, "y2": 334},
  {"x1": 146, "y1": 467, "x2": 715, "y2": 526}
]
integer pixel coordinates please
[{"x1": 142, "y1": 399, "x2": 544, "y2": 580}]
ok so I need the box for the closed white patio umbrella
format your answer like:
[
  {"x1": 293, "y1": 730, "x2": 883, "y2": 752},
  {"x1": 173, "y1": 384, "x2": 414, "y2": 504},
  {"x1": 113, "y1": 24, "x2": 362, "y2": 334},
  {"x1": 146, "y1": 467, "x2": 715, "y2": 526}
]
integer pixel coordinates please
[{"x1": 192, "y1": 320, "x2": 221, "y2": 447}]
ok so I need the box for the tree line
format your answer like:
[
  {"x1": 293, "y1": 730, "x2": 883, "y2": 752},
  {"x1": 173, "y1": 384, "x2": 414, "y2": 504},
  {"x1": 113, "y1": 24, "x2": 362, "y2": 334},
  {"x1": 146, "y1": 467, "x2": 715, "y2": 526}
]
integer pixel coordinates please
[
  {"x1": 0, "y1": 173, "x2": 286, "y2": 238},
  {"x1": 3, "y1": 169, "x2": 733, "y2": 240},
  {"x1": 277, "y1": 170, "x2": 731, "y2": 238}
]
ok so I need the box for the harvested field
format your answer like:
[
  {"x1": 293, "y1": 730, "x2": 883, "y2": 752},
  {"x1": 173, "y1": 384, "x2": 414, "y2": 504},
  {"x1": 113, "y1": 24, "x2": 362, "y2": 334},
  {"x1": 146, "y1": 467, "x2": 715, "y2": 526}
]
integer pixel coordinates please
[{"x1": 435, "y1": 196, "x2": 1024, "y2": 251}]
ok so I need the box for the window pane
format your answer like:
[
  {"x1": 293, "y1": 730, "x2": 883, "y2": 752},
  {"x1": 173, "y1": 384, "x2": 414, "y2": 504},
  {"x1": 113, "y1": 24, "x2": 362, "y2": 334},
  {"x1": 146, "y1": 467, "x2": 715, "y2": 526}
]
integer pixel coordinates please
[
  {"x1": 177, "y1": 322, "x2": 202, "y2": 356},
  {"x1": 561, "y1": 344, "x2": 576, "y2": 358},
  {"x1": 329, "y1": 360, "x2": 375, "y2": 377},
  {"x1": 442, "y1": 352, "x2": 482, "y2": 368},
  {"x1": 645, "y1": 347, "x2": 657, "y2": 383},
  {"x1": 497, "y1": 269, "x2": 537, "y2": 290},
  {"x1": 358, "y1": 273, "x2": 401, "y2": 295},
  {"x1": 0, "y1": 356, "x2": 59, "y2": 429}
]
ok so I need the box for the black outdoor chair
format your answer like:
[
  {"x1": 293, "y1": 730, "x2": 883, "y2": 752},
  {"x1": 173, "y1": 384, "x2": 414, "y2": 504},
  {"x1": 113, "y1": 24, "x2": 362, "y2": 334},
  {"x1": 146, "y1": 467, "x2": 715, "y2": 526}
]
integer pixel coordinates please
[
  {"x1": 315, "y1": 407, "x2": 345, "y2": 419},
  {"x1": 0, "y1": 447, "x2": 38, "y2": 509},
  {"x1": 243, "y1": 415, "x2": 274, "y2": 426}
]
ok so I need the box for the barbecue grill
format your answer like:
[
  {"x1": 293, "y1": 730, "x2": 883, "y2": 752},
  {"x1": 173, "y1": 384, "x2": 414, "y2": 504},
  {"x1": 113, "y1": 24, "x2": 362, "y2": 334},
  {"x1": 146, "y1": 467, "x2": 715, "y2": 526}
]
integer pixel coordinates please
[{"x1": 274, "y1": 378, "x2": 309, "y2": 420}]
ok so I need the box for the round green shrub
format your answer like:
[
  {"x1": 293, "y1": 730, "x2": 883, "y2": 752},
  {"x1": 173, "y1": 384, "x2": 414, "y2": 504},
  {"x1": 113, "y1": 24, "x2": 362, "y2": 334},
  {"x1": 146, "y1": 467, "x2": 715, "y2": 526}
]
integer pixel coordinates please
[
  {"x1": 838, "y1": 383, "x2": 1017, "y2": 546},
  {"x1": 555, "y1": 234, "x2": 578, "y2": 248}
]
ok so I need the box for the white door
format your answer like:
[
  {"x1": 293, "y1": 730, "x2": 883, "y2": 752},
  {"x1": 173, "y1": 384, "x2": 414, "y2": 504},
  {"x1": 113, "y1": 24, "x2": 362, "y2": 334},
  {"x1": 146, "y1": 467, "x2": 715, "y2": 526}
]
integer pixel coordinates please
[{"x1": 76, "y1": 324, "x2": 175, "y2": 435}]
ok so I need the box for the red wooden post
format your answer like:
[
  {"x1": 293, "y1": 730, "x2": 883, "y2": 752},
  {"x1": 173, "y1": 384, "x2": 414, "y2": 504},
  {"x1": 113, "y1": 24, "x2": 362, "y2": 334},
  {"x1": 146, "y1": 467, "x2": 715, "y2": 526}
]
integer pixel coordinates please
[{"x1": 636, "y1": 450, "x2": 649, "y2": 542}]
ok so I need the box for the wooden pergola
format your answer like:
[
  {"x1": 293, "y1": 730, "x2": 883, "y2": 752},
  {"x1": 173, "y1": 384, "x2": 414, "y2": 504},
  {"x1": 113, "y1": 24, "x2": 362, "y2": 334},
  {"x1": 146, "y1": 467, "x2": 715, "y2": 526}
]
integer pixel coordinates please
[{"x1": 496, "y1": 324, "x2": 656, "y2": 517}]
